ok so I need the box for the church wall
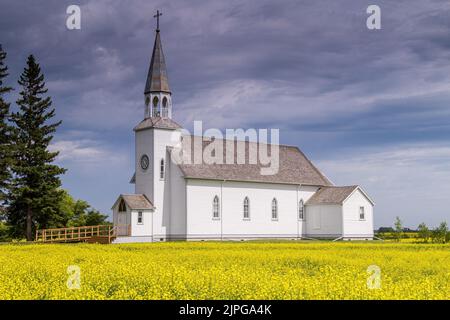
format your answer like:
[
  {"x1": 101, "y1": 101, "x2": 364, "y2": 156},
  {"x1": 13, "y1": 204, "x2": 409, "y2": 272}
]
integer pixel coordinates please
[
  {"x1": 151, "y1": 129, "x2": 181, "y2": 240},
  {"x1": 135, "y1": 129, "x2": 154, "y2": 201},
  {"x1": 222, "y1": 181, "x2": 298, "y2": 238},
  {"x1": 342, "y1": 189, "x2": 374, "y2": 239},
  {"x1": 130, "y1": 210, "x2": 153, "y2": 237},
  {"x1": 185, "y1": 179, "x2": 318, "y2": 239},
  {"x1": 186, "y1": 179, "x2": 223, "y2": 238},
  {"x1": 304, "y1": 205, "x2": 342, "y2": 238},
  {"x1": 168, "y1": 152, "x2": 187, "y2": 239},
  {"x1": 298, "y1": 185, "x2": 318, "y2": 236}
]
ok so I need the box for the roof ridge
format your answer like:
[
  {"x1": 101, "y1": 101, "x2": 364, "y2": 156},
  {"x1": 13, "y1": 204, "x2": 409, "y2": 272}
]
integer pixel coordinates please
[{"x1": 320, "y1": 185, "x2": 358, "y2": 189}]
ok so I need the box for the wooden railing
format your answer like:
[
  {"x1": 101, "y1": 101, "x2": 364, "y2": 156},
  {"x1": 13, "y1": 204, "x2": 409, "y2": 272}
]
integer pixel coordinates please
[{"x1": 35, "y1": 225, "x2": 118, "y2": 243}]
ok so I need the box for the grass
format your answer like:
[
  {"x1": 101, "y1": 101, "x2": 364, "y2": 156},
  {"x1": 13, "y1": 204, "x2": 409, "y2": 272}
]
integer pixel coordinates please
[{"x1": 0, "y1": 241, "x2": 448, "y2": 300}]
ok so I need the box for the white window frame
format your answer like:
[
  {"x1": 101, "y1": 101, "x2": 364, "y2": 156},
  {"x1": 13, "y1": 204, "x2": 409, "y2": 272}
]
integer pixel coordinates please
[
  {"x1": 298, "y1": 199, "x2": 305, "y2": 220},
  {"x1": 359, "y1": 206, "x2": 365, "y2": 220},
  {"x1": 137, "y1": 211, "x2": 143, "y2": 224},
  {"x1": 243, "y1": 197, "x2": 250, "y2": 220},
  {"x1": 271, "y1": 198, "x2": 278, "y2": 221},
  {"x1": 212, "y1": 196, "x2": 220, "y2": 220}
]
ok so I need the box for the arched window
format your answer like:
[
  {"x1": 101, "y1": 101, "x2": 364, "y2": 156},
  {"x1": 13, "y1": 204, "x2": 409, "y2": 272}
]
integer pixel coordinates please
[
  {"x1": 243, "y1": 197, "x2": 250, "y2": 219},
  {"x1": 162, "y1": 97, "x2": 168, "y2": 117},
  {"x1": 212, "y1": 195, "x2": 220, "y2": 219},
  {"x1": 271, "y1": 198, "x2": 278, "y2": 220},
  {"x1": 160, "y1": 158, "x2": 165, "y2": 179},
  {"x1": 152, "y1": 96, "x2": 159, "y2": 117},
  {"x1": 299, "y1": 199, "x2": 305, "y2": 220},
  {"x1": 118, "y1": 199, "x2": 126, "y2": 212}
]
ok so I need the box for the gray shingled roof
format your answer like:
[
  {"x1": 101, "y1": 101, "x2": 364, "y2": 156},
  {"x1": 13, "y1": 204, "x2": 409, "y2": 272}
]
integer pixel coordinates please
[
  {"x1": 171, "y1": 136, "x2": 333, "y2": 186},
  {"x1": 305, "y1": 186, "x2": 358, "y2": 205},
  {"x1": 134, "y1": 117, "x2": 182, "y2": 131},
  {"x1": 120, "y1": 194, "x2": 154, "y2": 210},
  {"x1": 145, "y1": 31, "x2": 170, "y2": 94}
]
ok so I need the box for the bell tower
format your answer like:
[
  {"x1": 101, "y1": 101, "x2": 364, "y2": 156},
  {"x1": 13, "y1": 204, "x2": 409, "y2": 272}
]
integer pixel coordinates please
[
  {"x1": 134, "y1": 10, "x2": 182, "y2": 240},
  {"x1": 144, "y1": 10, "x2": 172, "y2": 119}
]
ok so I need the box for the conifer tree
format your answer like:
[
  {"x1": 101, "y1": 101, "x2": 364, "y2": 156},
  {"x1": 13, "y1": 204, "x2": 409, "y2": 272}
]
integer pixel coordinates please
[
  {"x1": 8, "y1": 55, "x2": 66, "y2": 240},
  {"x1": 0, "y1": 45, "x2": 13, "y2": 205}
]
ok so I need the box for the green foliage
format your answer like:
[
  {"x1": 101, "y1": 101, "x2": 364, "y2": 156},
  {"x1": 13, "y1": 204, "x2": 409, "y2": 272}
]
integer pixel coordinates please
[
  {"x1": 417, "y1": 222, "x2": 430, "y2": 243},
  {"x1": 0, "y1": 45, "x2": 14, "y2": 204},
  {"x1": 431, "y1": 222, "x2": 448, "y2": 244},
  {"x1": 59, "y1": 190, "x2": 110, "y2": 227},
  {"x1": 6, "y1": 55, "x2": 66, "y2": 240},
  {"x1": 394, "y1": 216, "x2": 403, "y2": 242},
  {"x1": 0, "y1": 221, "x2": 11, "y2": 242}
]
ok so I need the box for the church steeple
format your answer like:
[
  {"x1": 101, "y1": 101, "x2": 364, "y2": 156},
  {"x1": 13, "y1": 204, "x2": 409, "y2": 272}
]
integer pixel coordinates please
[{"x1": 144, "y1": 10, "x2": 172, "y2": 119}]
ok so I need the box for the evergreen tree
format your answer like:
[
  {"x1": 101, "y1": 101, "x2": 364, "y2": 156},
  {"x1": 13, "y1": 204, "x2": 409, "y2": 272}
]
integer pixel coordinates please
[
  {"x1": 0, "y1": 45, "x2": 13, "y2": 204},
  {"x1": 8, "y1": 55, "x2": 66, "y2": 240}
]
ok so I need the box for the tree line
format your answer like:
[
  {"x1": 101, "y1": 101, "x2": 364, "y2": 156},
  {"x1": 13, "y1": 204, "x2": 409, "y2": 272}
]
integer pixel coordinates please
[
  {"x1": 0, "y1": 45, "x2": 108, "y2": 241},
  {"x1": 376, "y1": 217, "x2": 449, "y2": 243}
]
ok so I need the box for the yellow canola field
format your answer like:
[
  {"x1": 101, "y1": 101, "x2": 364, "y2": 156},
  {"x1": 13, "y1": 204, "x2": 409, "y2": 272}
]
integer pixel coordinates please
[{"x1": 0, "y1": 241, "x2": 448, "y2": 300}]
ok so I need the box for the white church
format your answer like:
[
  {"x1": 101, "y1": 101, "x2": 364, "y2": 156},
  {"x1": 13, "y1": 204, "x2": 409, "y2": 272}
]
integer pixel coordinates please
[{"x1": 111, "y1": 18, "x2": 375, "y2": 243}]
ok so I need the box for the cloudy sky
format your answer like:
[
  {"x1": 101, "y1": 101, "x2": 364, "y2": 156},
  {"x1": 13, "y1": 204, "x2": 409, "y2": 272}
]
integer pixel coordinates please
[{"x1": 1, "y1": 0, "x2": 450, "y2": 228}]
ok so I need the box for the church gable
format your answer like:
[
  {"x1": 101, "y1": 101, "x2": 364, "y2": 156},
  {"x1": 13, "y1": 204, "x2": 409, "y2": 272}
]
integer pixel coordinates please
[{"x1": 112, "y1": 194, "x2": 154, "y2": 211}]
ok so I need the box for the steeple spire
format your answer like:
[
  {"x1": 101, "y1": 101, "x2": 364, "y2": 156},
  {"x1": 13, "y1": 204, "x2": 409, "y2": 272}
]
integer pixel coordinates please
[
  {"x1": 144, "y1": 10, "x2": 172, "y2": 119},
  {"x1": 144, "y1": 14, "x2": 170, "y2": 94}
]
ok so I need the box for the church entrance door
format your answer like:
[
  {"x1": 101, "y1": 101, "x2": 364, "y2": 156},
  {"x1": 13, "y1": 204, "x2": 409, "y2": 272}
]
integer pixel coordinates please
[{"x1": 117, "y1": 212, "x2": 129, "y2": 236}]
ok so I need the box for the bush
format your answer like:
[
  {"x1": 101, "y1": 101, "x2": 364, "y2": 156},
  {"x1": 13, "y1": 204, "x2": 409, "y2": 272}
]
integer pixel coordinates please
[
  {"x1": 431, "y1": 222, "x2": 448, "y2": 244},
  {"x1": 0, "y1": 222, "x2": 11, "y2": 242}
]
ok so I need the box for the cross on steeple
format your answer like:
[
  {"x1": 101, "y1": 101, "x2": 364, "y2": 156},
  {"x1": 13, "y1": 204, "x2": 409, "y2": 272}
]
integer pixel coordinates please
[{"x1": 154, "y1": 10, "x2": 162, "y2": 32}]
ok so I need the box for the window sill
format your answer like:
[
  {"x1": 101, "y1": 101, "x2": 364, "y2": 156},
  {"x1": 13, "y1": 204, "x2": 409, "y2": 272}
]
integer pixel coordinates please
[
  {"x1": 243, "y1": 218, "x2": 251, "y2": 221},
  {"x1": 212, "y1": 217, "x2": 221, "y2": 221},
  {"x1": 271, "y1": 219, "x2": 279, "y2": 221}
]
